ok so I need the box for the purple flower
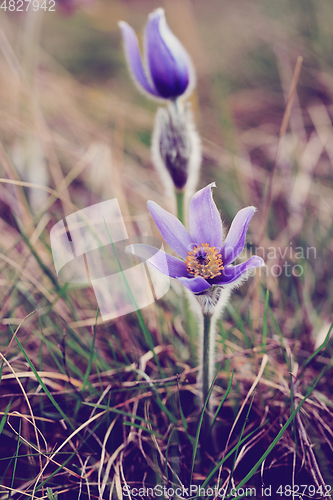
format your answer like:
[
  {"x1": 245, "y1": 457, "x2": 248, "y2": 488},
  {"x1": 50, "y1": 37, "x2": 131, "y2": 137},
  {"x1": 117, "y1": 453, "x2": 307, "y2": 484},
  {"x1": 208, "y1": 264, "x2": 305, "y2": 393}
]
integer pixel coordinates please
[
  {"x1": 119, "y1": 8, "x2": 194, "y2": 100},
  {"x1": 127, "y1": 183, "x2": 264, "y2": 294}
]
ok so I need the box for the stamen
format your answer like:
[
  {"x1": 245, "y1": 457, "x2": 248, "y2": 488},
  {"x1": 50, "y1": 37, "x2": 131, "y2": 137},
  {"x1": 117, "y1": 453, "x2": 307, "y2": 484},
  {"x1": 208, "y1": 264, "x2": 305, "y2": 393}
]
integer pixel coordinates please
[{"x1": 185, "y1": 243, "x2": 224, "y2": 279}]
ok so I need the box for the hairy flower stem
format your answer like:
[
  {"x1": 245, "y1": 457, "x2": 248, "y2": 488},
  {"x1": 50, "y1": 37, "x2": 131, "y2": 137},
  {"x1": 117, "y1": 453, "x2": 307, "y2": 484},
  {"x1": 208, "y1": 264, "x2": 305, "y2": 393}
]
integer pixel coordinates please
[
  {"x1": 202, "y1": 313, "x2": 212, "y2": 408},
  {"x1": 201, "y1": 312, "x2": 213, "y2": 443},
  {"x1": 175, "y1": 189, "x2": 185, "y2": 225}
]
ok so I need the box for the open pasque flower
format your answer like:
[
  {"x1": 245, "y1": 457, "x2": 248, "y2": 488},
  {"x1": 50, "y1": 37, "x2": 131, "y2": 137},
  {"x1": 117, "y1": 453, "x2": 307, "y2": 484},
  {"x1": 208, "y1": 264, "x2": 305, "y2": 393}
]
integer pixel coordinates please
[
  {"x1": 127, "y1": 183, "x2": 264, "y2": 294},
  {"x1": 119, "y1": 8, "x2": 194, "y2": 100}
]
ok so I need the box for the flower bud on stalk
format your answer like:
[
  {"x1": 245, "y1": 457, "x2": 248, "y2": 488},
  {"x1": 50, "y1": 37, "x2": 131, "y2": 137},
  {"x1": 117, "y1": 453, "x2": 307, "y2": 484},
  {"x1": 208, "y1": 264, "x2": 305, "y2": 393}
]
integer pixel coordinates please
[
  {"x1": 119, "y1": 9, "x2": 201, "y2": 220},
  {"x1": 119, "y1": 8, "x2": 194, "y2": 100},
  {"x1": 152, "y1": 100, "x2": 201, "y2": 207}
]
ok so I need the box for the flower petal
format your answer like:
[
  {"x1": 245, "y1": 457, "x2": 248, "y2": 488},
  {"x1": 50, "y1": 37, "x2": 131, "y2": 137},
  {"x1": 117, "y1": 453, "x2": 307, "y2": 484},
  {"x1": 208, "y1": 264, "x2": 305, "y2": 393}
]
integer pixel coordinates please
[
  {"x1": 145, "y1": 8, "x2": 191, "y2": 98},
  {"x1": 148, "y1": 201, "x2": 194, "y2": 259},
  {"x1": 125, "y1": 244, "x2": 188, "y2": 278},
  {"x1": 119, "y1": 21, "x2": 158, "y2": 97},
  {"x1": 189, "y1": 183, "x2": 223, "y2": 247},
  {"x1": 177, "y1": 275, "x2": 211, "y2": 293},
  {"x1": 212, "y1": 256, "x2": 264, "y2": 285},
  {"x1": 221, "y1": 206, "x2": 256, "y2": 266}
]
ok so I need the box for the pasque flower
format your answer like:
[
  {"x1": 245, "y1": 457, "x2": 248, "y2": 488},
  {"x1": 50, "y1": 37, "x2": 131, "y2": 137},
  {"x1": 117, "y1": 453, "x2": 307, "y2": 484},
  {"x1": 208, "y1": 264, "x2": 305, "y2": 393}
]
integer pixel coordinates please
[
  {"x1": 128, "y1": 183, "x2": 264, "y2": 422},
  {"x1": 127, "y1": 183, "x2": 264, "y2": 294},
  {"x1": 119, "y1": 8, "x2": 194, "y2": 99}
]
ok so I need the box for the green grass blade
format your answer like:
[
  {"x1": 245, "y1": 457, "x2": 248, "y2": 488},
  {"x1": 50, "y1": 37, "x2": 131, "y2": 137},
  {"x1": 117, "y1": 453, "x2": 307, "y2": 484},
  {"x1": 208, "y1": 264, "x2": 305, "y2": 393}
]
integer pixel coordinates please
[
  {"x1": 177, "y1": 384, "x2": 195, "y2": 446},
  {"x1": 0, "y1": 399, "x2": 11, "y2": 437},
  {"x1": 165, "y1": 426, "x2": 175, "y2": 483},
  {"x1": 81, "y1": 307, "x2": 99, "y2": 392},
  {"x1": 9, "y1": 419, "x2": 21, "y2": 499},
  {"x1": 209, "y1": 369, "x2": 234, "y2": 433},
  {"x1": 122, "y1": 420, "x2": 163, "y2": 438},
  {"x1": 269, "y1": 307, "x2": 288, "y2": 364},
  {"x1": 83, "y1": 402, "x2": 156, "y2": 426},
  {"x1": 261, "y1": 289, "x2": 269, "y2": 351},
  {"x1": 226, "y1": 305, "x2": 251, "y2": 349},
  {"x1": 227, "y1": 392, "x2": 255, "y2": 495},
  {"x1": 300, "y1": 319, "x2": 333, "y2": 374},
  {"x1": 46, "y1": 487, "x2": 58, "y2": 500},
  {"x1": 190, "y1": 368, "x2": 219, "y2": 484},
  {"x1": 225, "y1": 360, "x2": 333, "y2": 499},
  {"x1": 14, "y1": 333, "x2": 75, "y2": 431},
  {"x1": 34, "y1": 412, "x2": 108, "y2": 494},
  {"x1": 193, "y1": 423, "x2": 266, "y2": 498}
]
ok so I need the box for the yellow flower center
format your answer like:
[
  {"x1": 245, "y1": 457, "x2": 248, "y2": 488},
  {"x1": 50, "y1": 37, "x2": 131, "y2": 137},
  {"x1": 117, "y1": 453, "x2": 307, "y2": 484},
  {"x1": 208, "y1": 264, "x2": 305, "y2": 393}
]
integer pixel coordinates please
[{"x1": 185, "y1": 243, "x2": 224, "y2": 279}]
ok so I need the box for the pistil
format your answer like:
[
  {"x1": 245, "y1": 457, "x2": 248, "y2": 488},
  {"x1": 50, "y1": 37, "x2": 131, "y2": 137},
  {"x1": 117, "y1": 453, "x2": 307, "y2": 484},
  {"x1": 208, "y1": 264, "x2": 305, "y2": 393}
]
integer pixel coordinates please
[{"x1": 185, "y1": 243, "x2": 224, "y2": 279}]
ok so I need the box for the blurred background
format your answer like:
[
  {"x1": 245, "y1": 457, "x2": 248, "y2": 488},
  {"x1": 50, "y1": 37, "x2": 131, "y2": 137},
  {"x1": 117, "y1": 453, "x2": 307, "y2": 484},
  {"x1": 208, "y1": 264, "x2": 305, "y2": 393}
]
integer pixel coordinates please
[{"x1": 1, "y1": 0, "x2": 332, "y2": 335}]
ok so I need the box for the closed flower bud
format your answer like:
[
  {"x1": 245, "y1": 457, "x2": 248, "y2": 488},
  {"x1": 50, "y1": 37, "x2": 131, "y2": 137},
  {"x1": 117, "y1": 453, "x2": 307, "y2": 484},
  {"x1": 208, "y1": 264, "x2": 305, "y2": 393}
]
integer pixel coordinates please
[
  {"x1": 119, "y1": 8, "x2": 195, "y2": 100},
  {"x1": 152, "y1": 101, "x2": 201, "y2": 195}
]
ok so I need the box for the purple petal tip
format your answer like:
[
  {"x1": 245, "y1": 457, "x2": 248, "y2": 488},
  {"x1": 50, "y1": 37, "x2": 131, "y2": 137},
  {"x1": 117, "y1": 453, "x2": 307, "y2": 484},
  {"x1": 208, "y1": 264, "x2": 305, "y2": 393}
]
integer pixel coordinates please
[{"x1": 189, "y1": 183, "x2": 223, "y2": 248}]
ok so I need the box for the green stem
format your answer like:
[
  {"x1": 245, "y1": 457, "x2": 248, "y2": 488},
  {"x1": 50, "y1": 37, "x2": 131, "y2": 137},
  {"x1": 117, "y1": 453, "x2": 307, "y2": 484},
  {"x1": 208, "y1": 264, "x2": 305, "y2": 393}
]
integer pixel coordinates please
[
  {"x1": 199, "y1": 312, "x2": 213, "y2": 450},
  {"x1": 175, "y1": 189, "x2": 185, "y2": 225},
  {"x1": 183, "y1": 291, "x2": 197, "y2": 363},
  {"x1": 202, "y1": 313, "x2": 212, "y2": 409}
]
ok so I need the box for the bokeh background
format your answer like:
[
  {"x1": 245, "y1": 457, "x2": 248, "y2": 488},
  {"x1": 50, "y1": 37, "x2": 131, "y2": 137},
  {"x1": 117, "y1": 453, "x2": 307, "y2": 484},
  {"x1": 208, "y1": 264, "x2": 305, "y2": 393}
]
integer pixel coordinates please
[{"x1": 2, "y1": 0, "x2": 332, "y2": 335}]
